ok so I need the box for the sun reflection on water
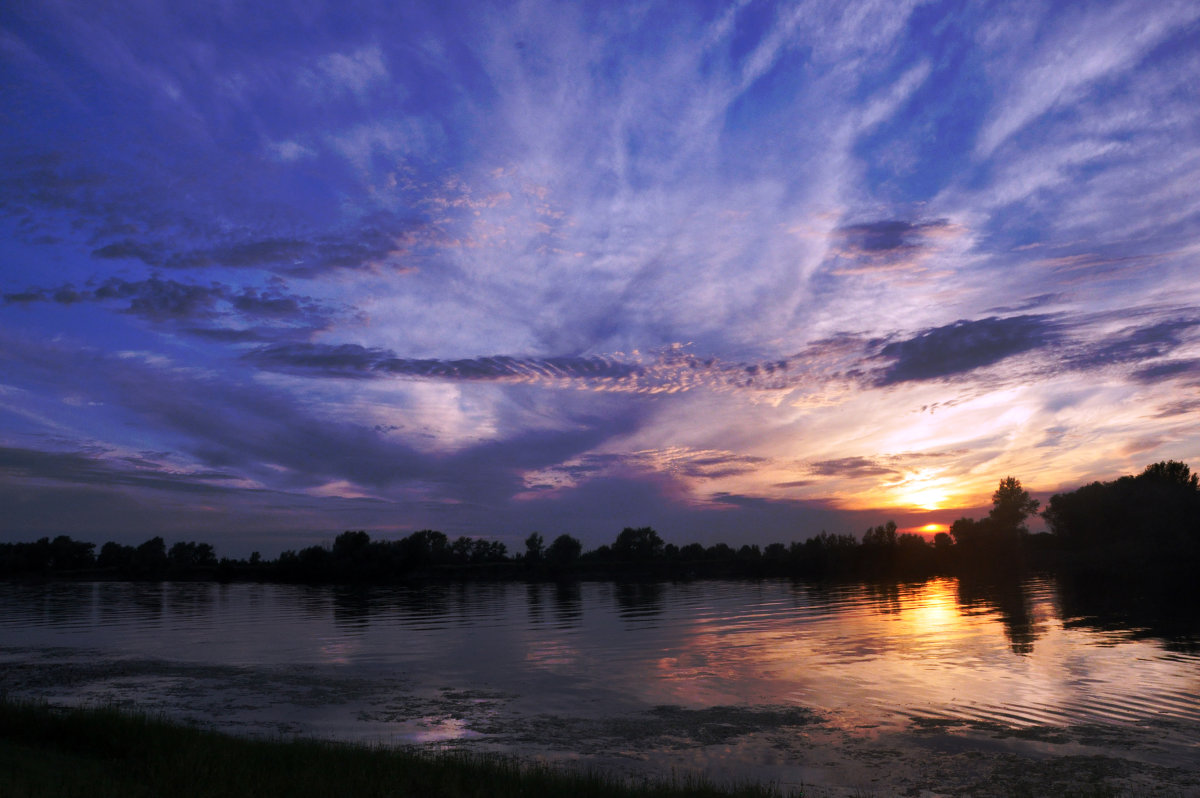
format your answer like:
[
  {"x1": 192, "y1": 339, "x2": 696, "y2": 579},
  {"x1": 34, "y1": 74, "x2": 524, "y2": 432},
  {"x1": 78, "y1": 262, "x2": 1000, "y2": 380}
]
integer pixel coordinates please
[{"x1": 633, "y1": 575, "x2": 1200, "y2": 733}]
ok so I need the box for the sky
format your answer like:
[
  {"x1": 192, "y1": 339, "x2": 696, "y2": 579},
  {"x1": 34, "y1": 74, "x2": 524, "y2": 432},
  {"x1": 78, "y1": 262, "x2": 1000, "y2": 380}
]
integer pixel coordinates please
[{"x1": 2, "y1": 0, "x2": 1199, "y2": 557}]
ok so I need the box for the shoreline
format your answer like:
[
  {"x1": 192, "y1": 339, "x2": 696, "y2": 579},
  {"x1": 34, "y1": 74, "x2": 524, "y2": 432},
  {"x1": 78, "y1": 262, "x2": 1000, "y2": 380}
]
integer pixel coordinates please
[
  {"x1": 2, "y1": 698, "x2": 1193, "y2": 797},
  {"x1": 0, "y1": 699, "x2": 793, "y2": 798}
]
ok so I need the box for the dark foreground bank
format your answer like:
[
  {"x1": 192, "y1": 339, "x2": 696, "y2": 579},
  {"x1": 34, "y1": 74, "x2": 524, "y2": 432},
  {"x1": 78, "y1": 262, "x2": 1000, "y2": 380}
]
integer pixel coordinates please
[
  {"x1": 0, "y1": 700, "x2": 793, "y2": 798},
  {"x1": 0, "y1": 700, "x2": 1171, "y2": 798}
]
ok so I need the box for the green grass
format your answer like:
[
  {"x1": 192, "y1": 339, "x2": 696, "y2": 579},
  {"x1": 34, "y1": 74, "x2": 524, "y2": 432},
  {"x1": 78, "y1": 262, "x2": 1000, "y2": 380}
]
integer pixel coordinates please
[{"x1": 0, "y1": 699, "x2": 794, "y2": 798}]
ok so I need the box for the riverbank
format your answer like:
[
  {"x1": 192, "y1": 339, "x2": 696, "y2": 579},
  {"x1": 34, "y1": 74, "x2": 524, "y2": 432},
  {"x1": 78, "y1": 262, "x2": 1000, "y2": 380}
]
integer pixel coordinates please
[{"x1": 0, "y1": 699, "x2": 794, "y2": 798}]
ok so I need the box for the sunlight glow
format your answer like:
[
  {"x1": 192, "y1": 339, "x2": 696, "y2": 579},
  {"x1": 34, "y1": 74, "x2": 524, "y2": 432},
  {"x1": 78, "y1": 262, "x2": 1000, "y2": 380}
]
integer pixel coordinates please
[
  {"x1": 904, "y1": 488, "x2": 948, "y2": 510},
  {"x1": 888, "y1": 470, "x2": 956, "y2": 510}
]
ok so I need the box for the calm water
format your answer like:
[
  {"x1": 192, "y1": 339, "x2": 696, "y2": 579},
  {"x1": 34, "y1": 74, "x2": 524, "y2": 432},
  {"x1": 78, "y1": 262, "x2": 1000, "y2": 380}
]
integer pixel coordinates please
[{"x1": 2, "y1": 576, "x2": 1199, "y2": 795}]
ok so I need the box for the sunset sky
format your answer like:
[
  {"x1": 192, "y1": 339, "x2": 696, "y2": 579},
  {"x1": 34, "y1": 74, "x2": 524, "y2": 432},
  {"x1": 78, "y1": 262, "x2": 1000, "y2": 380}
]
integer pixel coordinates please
[{"x1": 3, "y1": 0, "x2": 1199, "y2": 555}]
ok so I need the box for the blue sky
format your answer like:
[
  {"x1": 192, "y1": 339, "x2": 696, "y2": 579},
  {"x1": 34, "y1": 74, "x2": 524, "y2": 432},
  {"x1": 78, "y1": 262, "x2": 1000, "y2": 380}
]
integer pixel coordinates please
[{"x1": 2, "y1": 0, "x2": 1199, "y2": 556}]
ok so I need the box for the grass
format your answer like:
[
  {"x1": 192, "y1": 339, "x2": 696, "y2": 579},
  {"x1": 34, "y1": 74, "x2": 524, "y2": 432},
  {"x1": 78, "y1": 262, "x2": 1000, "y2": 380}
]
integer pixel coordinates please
[
  {"x1": 0, "y1": 699, "x2": 795, "y2": 798},
  {"x1": 1, "y1": 700, "x2": 1179, "y2": 798}
]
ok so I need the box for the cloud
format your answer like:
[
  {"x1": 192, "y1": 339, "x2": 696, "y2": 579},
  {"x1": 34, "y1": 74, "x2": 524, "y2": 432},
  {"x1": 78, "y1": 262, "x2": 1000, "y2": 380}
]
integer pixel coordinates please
[
  {"x1": 973, "y1": 1, "x2": 1198, "y2": 157},
  {"x1": 1151, "y1": 398, "x2": 1200, "y2": 419},
  {"x1": 0, "y1": 456, "x2": 400, "y2": 553},
  {"x1": 873, "y1": 315, "x2": 1060, "y2": 386},
  {"x1": 299, "y1": 45, "x2": 390, "y2": 101},
  {"x1": 267, "y1": 140, "x2": 317, "y2": 162},
  {"x1": 181, "y1": 327, "x2": 311, "y2": 343},
  {"x1": 243, "y1": 343, "x2": 643, "y2": 384},
  {"x1": 672, "y1": 452, "x2": 767, "y2": 480},
  {"x1": 1131, "y1": 358, "x2": 1200, "y2": 384},
  {"x1": 88, "y1": 230, "x2": 414, "y2": 275},
  {"x1": 0, "y1": 445, "x2": 242, "y2": 494},
  {"x1": 241, "y1": 337, "x2": 876, "y2": 396},
  {"x1": 834, "y1": 219, "x2": 957, "y2": 257},
  {"x1": 808, "y1": 456, "x2": 897, "y2": 478},
  {"x1": 467, "y1": 471, "x2": 893, "y2": 550},
  {"x1": 1069, "y1": 318, "x2": 1200, "y2": 372},
  {"x1": 2, "y1": 290, "x2": 48, "y2": 304},
  {"x1": 0, "y1": 333, "x2": 652, "y2": 515},
  {"x1": 4, "y1": 276, "x2": 332, "y2": 329},
  {"x1": 828, "y1": 218, "x2": 962, "y2": 274},
  {"x1": 3, "y1": 0, "x2": 1200, "y2": 555},
  {"x1": 1, "y1": 152, "x2": 432, "y2": 277}
]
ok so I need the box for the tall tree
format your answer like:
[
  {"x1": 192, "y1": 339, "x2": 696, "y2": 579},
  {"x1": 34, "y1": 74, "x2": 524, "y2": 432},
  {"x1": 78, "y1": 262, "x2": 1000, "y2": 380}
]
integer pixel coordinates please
[
  {"x1": 524, "y1": 532, "x2": 544, "y2": 563},
  {"x1": 989, "y1": 477, "x2": 1039, "y2": 534}
]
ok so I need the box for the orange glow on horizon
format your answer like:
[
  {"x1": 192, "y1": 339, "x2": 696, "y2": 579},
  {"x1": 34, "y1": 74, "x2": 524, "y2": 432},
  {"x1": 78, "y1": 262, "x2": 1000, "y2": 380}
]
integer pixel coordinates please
[{"x1": 899, "y1": 522, "x2": 948, "y2": 538}]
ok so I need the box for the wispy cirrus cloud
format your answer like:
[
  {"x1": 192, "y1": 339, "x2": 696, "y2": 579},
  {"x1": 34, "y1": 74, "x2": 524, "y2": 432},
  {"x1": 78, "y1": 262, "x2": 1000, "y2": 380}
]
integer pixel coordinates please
[
  {"x1": 299, "y1": 45, "x2": 390, "y2": 101},
  {"x1": 973, "y1": 0, "x2": 1199, "y2": 159}
]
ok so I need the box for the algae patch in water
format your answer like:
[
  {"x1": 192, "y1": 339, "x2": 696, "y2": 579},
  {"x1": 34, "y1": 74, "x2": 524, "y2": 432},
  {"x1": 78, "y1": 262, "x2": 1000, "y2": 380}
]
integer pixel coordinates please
[{"x1": 462, "y1": 704, "x2": 824, "y2": 757}]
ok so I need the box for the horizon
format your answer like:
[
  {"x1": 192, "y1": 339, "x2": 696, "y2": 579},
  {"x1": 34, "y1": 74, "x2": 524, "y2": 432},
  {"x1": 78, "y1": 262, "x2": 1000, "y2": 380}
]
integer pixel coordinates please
[{"x1": 2, "y1": 1, "x2": 1199, "y2": 558}]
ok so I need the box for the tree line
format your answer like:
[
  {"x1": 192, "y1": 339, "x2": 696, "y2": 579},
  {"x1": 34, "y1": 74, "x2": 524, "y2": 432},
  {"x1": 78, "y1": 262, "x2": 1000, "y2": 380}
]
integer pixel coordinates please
[{"x1": 2, "y1": 461, "x2": 1196, "y2": 582}]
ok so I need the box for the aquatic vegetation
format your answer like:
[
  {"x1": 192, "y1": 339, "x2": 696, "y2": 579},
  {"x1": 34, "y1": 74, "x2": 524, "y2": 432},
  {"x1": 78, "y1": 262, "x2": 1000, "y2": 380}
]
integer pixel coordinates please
[{"x1": 0, "y1": 699, "x2": 798, "y2": 798}]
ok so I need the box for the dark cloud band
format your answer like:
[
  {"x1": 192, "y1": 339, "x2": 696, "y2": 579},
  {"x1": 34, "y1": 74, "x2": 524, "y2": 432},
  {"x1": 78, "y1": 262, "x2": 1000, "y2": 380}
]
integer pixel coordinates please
[
  {"x1": 244, "y1": 342, "x2": 643, "y2": 383},
  {"x1": 4, "y1": 276, "x2": 331, "y2": 328},
  {"x1": 873, "y1": 315, "x2": 1059, "y2": 386}
]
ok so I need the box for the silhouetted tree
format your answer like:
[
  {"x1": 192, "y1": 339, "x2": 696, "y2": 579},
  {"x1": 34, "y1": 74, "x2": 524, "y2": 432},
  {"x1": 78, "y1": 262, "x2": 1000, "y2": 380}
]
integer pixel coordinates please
[
  {"x1": 989, "y1": 477, "x2": 1039, "y2": 533},
  {"x1": 796, "y1": 531, "x2": 859, "y2": 576},
  {"x1": 932, "y1": 531, "x2": 954, "y2": 570},
  {"x1": 737, "y1": 544, "x2": 762, "y2": 561},
  {"x1": 401, "y1": 530, "x2": 450, "y2": 568},
  {"x1": 949, "y1": 477, "x2": 1038, "y2": 570},
  {"x1": 545, "y1": 534, "x2": 582, "y2": 566},
  {"x1": 332, "y1": 530, "x2": 370, "y2": 559},
  {"x1": 1044, "y1": 460, "x2": 1200, "y2": 563},
  {"x1": 0, "y1": 536, "x2": 97, "y2": 573},
  {"x1": 706, "y1": 542, "x2": 736, "y2": 562},
  {"x1": 297, "y1": 544, "x2": 331, "y2": 576},
  {"x1": 133, "y1": 536, "x2": 168, "y2": 576},
  {"x1": 524, "y1": 532, "x2": 544, "y2": 564},
  {"x1": 862, "y1": 520, "x2": 898, "y2": 549},
  {"x1": 97, "y1": 541, "x2": 135, "y2": 570},
  {"x1": 470, "y1": 538, "x2": 507, "y2": 563},
  {"x1": 450, "y1": 536, "x2": 473, "y2": 564},
  {"x1": 1142, "y1": 460, "x2": 1199, "y2": 488},
  {"x1": 612, "y1": 527, "x2": 664, "y2": 561},
  {"x1": 763, "y1": 542, "x2": 788, "y2": 568},
  {"x1": 168, "y1": 541, "x2": 217, "y2": 569},
  {"x1": 49, "y1": 536, "x2": 95, "y2": 570}
]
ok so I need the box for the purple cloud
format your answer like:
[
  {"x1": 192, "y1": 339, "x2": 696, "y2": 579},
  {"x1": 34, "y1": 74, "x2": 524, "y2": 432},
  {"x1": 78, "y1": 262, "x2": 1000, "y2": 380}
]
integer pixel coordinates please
[{"x1": 873, "y1": 316, "x2": 1060, "y2": 386}]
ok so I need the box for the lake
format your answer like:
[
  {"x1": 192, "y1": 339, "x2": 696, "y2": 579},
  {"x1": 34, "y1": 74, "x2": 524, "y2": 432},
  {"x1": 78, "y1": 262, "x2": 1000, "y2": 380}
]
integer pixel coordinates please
[{"x1": 2, "y1": 575, "x2": 1198, "y2": 796}]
